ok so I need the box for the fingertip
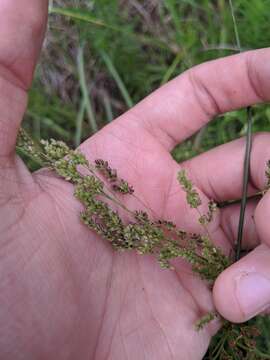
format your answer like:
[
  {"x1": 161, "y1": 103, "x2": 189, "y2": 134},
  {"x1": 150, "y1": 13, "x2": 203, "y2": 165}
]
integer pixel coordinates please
[
  {"x1": 213, "y1": 267, "x2": 245, "y2": 323},
  {"x1": 213, "y1": 244, "x2": 270, "y2": 323}
]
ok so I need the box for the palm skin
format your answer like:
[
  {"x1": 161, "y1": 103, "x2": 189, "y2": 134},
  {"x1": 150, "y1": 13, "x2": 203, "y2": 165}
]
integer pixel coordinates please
[
  {"x1": 2, "y1": 2, "x2": 270, "y2": 359},
  {"x1": 1, "y1": 118, "x2": 219, "y2": 359}
]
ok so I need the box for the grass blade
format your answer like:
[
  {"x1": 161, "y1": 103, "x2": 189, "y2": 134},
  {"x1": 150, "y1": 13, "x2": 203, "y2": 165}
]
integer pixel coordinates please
[
  {"x1": 77, "y1": 45, "x2": 98, "y2": 133},
  {"x1": 229, "y1": 0, "x2": 241, "y2": 50},
  {"x1": 161, "y1": 52, "x2": 182, "y2": 85},
  {"x1": 51, "y1": 7, "x2": 121, "y2": 32},
  {"x1": 100, "y1": 51, "x2": 133, "y2": 109},
  {"x1": 164, "y1": 0, "x2": 182, "y2": 42},
  {"x1": 102, "y1": 91, "x2": 114, "y2": 123},
  {"x1": 75, "y1": 98, "x2": 86, "y2": 147}
]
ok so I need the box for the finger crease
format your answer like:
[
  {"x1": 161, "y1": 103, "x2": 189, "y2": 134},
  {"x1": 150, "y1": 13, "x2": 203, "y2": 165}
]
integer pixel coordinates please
[
  {"x1": 245, "y1": 54, "x2": 266, "y2": 102},
  {"x1": 188, "y1": 69, "x2": 222, "y2": 117}
]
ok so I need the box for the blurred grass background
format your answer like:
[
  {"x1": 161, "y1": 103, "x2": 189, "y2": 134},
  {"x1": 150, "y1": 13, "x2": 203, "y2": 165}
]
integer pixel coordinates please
[
  {"x1": 23, "y1": 0, "x2": 270, "y2": 356},
  {"x1": 24, "y1": 0, "x2": 270, "y2": 162}
]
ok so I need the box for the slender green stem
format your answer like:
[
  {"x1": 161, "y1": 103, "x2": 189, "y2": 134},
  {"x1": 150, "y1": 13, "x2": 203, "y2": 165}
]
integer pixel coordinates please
[
  {"x1": 102, "y1": 192, "x2": 135, "y2": 216},
  {"x1": 229, "y1": 0, "x2": 253, "y2": 262},
  {"x1": 164, "y1": 0, "x2": 182, "y2": 45},
  {"x1": 102, "y1": 92, "x2": 113, "y2": 123},
  {"x1": 161, "y1": 52, "x2": 182, "y2": 85},
  {"x1": 237, "y1": 343, "x2": 270, "y2": 359},
  {"x1": 211, "y1": 335, "x2": 228, "y2": 360},
  {"x1": 229, "y1": 0, "x2": 241, "y2": 50},
  {"x1": 218, "y1": 191, "x2": 263, "y2": 208},
  {"x1": 75, "y1": 98, "x2": 86, "y2": 147},
  {"x1": 100, "y1": 51, "x2": 133, "y2": 109},
  {"x1": 82, "y1": 163, "x2": 137, "y2": 217},
  {"x1": 77, "y1": 45, "x2": 98, "y2": 133},
  {"x1": 252, "y1": 349, "x2": 270, "y2": 359},
  {"x1": 235, "y1": 107, "x2": 253, "y2": 261},
  {"x1": 132, "y1": 193, "x2": 159, "y2": 218}
]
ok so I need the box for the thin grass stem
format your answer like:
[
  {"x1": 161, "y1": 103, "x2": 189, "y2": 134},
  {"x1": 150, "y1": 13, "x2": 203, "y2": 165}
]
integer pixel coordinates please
[
  {"x1": 164, "y1": 0, "x2": 182, "y2": 44},
  {"x1": 77, "y1": 45, "x2": 98, "y2": 133},
  {"x1": 75, "y1": 98, "x2": 86, "y2": 147},
  {"x1": 161, "y1": 52, "x2": 182, "y2": 85},
  {"x1": 218, "y1": 191, "x2": 262, "y2": 208},
  {"x1": 229, "y1": 0, "x2": 253, "y2": 262},
  {"x1": 229, "y1": 0, "x2": 241, "y2": 50},
  {"x1": 235, "y1": 107, "x2": 253, "y2": 261},
  {"x1": 100, "y1": 50, "x2": 133, "y2": 109},
  {"x1": 102, "y1": 91, "x2": 114, "y2": 123}
]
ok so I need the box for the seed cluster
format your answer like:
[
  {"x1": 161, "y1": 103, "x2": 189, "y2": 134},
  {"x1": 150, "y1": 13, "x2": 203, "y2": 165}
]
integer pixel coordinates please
[{"x1": 95, "y1": 158, "x2": 134, "y2": 194}]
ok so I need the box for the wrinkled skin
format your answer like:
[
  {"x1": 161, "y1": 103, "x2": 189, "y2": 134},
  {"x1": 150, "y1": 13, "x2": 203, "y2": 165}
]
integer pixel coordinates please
[{"x1": 1, "y1": 1, "x2": 270, "y2": 359}]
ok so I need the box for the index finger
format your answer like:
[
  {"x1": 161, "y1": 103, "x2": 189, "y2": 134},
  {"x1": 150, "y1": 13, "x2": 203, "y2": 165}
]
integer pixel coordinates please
[{"x1": 124, "y1": 48, "x2": 270, "y2": 151}]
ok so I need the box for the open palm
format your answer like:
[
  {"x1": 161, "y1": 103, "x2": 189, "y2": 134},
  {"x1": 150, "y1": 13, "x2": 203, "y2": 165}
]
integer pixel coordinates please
[{"x1": 2, "y1": 2, "x2": 270, "y2": 359}]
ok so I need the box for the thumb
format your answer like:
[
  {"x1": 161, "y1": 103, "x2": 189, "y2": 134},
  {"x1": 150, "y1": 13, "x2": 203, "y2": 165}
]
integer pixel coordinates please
[
  {"x1": 213, "y1": 244, "x2": 270, "y2": 323},
  {"x1": 0, "y1": 0, "x2": 48, "y2": 158}
]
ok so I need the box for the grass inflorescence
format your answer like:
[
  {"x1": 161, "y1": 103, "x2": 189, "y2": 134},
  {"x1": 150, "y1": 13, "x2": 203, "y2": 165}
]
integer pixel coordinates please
[{"x1": 17, "y1": 129, "x2": 270, "y2": 359}]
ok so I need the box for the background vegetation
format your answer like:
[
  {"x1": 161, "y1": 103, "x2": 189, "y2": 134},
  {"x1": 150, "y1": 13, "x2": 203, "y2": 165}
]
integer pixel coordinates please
[{"x1": 23, "y1": 0, "x2": 270, "y2": 356}]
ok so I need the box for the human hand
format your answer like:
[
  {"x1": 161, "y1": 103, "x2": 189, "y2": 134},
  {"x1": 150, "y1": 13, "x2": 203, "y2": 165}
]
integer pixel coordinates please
[{"x1": 1, "y1": 1, "x2": 270, "y2": 359}]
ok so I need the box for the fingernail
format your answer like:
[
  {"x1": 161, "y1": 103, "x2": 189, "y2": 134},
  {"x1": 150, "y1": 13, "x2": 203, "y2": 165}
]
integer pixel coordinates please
[{"x1": 235, "y1": 273, "x2": 270, "y2": 320}]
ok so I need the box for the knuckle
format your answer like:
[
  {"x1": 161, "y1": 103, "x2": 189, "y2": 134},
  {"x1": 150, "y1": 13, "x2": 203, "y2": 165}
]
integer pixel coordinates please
[
  {"x1": 187, "y1": 67, "x2": 221, "y2": 117},
  {"x1": 245, "y1": 51, "x2": 269, "y2": 102}
]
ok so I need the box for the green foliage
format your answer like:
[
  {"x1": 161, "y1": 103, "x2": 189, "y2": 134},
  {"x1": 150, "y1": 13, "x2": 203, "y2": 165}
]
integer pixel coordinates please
[
  {"x1": 27, "y1": 0, "x2": 270, "y2": 164},
  {"x1": 206, "y1": 320, "x2": 270, "y2": 359}
]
